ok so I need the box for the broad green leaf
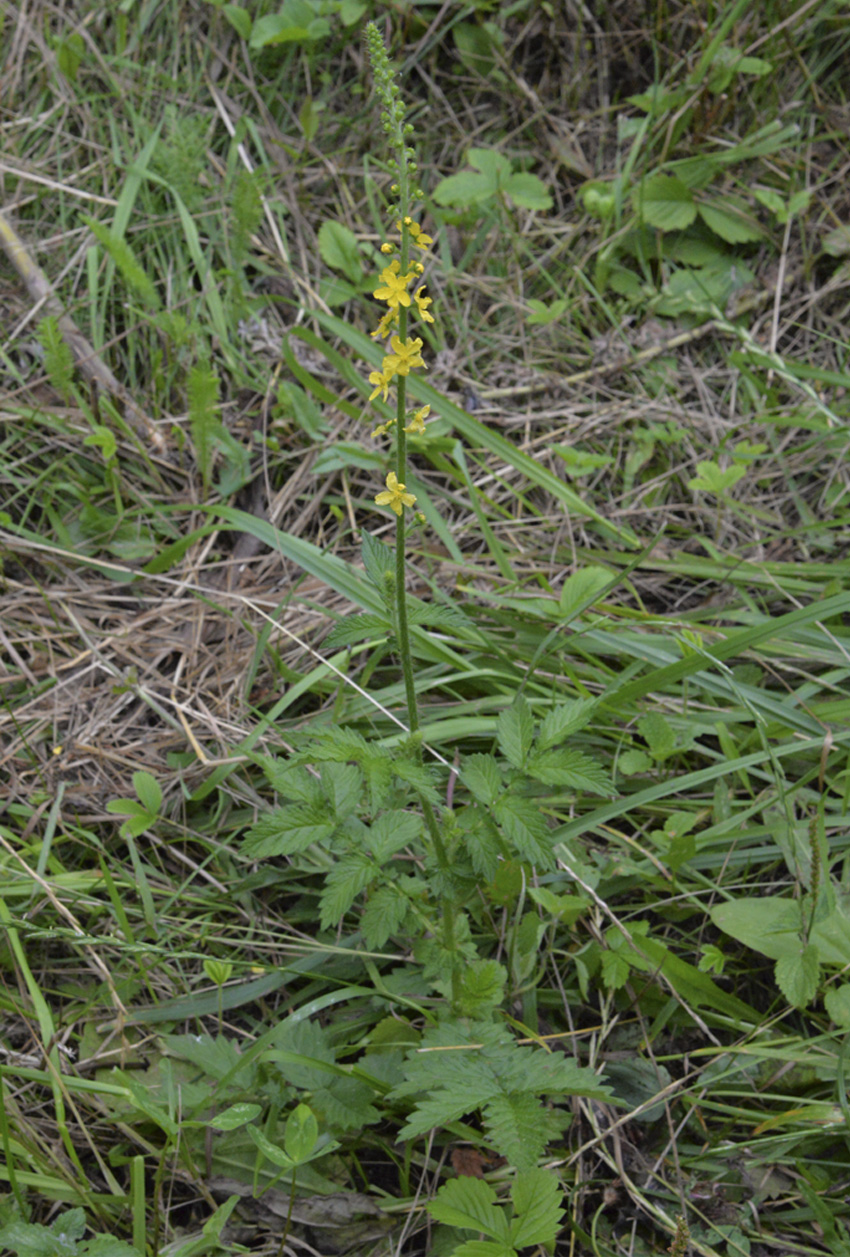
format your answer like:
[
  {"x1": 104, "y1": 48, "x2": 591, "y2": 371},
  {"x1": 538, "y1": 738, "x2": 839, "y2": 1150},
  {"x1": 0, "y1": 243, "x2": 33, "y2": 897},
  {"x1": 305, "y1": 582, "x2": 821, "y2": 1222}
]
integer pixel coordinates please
[
  {"x1": 318, "y1": 221, "x2": 363, "y2": 283},
  {"x1": 457, "y1": 960, "x2": 507, "y2": 1017},
  {"x1": 223, "y1": 5, "x2": 252, "y2": 39},
  {"x1": 824, "y1": 984, "x2": 850, "y2": 1028},
  {"x1": 483, "y1": 1091, "x2": 549, "y2": 1170},
  {"x1": 462, "y1": 753, "x2": 503, "y2": 804},
  {"x1": 452, "y1": 1244, "x2": 513, "y2": 1257},
  {"x1": 319, "y1": 852, "x2": 375, "y2": 929},
  {"x1": 324, "y1": 612, "x2": 392, "y2": 648},
  {"x1": 132, "y1": 770, "x2": 162, "y2": 815},
  {"x1": 774, "y1": 943, "x2": 821, "y2": 1009},
  {"x1": 494, "y1": 794, "x2": 553, "y2": 867},
  {"x1": 284, "y1": 1103, "x2": 318, "y2": 1162},
  {"x1": 697, "y1": 197, "x2": 764, "y2": 243},
  {"x1": 367, "y1": 811, "x2": 422, "y2": 861},
  {"x1": 510, "y1": 1169, "x2": 565, "y2": 1248},
  {"x1": 525, "y1": 748, "x2": 612, "y2": 795},
  {"x1": 503, "y1": 171, "x2": 552, "y2": 211},
  {"x1": 427, "y1": 1176, "x2": 506, "y2": 1240},
  {"x1": 537, "y1": 700, "x2": 597, "y2": 749},
  {"x1": 209, "y1": 1102, "x2": 262, "y2": 1131},
  {"x1": 497, "y1": 697, "x2": 534, "y2": 768},
  {"x1": 432, "y1": 170, "x2": 494, "y2": 207},
  {"x1": 361, "y1": 884, "x2": 409, "y2": 948},
  {"x1": 246, "y1": 1124, "x2": 294, "y2": 1169},
  {"x1": 241, "y1": 804, "x2": 335, "y2": 858},
  {"x1": 634, "y1": 175, "x2": 696, "y2": 230},
  {"x1": 558, "y1": 566, "x2": 613, "y2": 618}
]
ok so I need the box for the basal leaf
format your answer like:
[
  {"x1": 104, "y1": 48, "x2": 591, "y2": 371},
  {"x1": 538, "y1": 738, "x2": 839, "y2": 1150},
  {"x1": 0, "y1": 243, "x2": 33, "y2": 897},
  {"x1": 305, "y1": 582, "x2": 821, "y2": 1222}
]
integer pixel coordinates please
[
  {"x1": 510, "y1": 1169, "x2": 566, "y2": 1248},
  {"x1": 427, "y1": 1176, "x2": 506, "y2": 1240},
  {"x1": 503, "y1": 171, "x2": 552, "y2": 211},
  {"x1": 318, "y1": 220, "x2": 363, "y2": 283},
  {"x1": 697, "y1": 197, "x2": 764, "y2": 243},
  {"x1": 635, "y1": 175, "x2": 696, "y2": 230}
]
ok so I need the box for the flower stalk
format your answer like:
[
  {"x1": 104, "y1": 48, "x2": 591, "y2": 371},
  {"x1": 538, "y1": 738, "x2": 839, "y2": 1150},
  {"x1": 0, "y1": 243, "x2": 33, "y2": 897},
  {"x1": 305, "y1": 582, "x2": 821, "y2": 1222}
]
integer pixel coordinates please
[{"x1": 365, "y1": 23, "x2": 457, "y2": 1000}]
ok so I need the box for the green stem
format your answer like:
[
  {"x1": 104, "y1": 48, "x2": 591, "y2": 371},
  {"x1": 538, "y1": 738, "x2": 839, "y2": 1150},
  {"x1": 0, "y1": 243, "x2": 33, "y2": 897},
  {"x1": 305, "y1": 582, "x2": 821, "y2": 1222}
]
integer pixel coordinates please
[{"x1": 392, "y1": 230, "x2": 458, "y2": 1005}]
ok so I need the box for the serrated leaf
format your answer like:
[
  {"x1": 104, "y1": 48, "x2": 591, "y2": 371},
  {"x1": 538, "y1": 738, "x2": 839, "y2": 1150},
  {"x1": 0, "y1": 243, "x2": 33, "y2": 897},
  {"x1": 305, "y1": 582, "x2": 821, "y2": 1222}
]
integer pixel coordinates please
[
  {"x1": 469, "y1": 147, "x2": 513, "y2": 180},
  {"x1": 635, "y1": 175, "x2": 696, "y2": 230},
  {"x1": 367, "y1": 810, "x2": 422, "y2": 861},
  {"x1": 525, "y1": 748, "x2": 612, "y2": 795},
  {"x1": 601, "y1": 949, "x2": 631, "y2": 990},
  {"x1": 537, "y1": 700, "x2": 597, "y2": 749},
  {"x1": 497, "y1": 697, "x2": 534, "y2": 768},
  {"x1": 452, "y1": 1243, "x2": 514, "y2": 1257},
  {"x1": 483, "y1": 1091, "x2": 548, "y2": 1170},
  {"x1": 637, "y1": 711, "x2": 676, "y2": 760},
  {"x1": 427, "y1": 1176, "x2": 507, "y2": 1240},
  {"x1": 361, "y1": 884, "x2": 409, "y2": 948},
  {"x1": 775, "y1": 943, "x2": 820, "y2": 1009},
  {"x1": 493, "y1": 794, "x2": 553, "y2": 867},
  {"x1": 241, "y1": 804, "x2": 335, "y2": 858},
  {"x1": 504, "y1": 171, "x2": 552, "y2": 211},
  {"x1": 457, "y1": 960, "x2": 507, "y2": 1017},
  {"x1": 391, "y1": 757, "x2": 441, "y2": 804},
  {"x1": 432, "y1": 170, "x2": 494, "y2": 207},
  {"x1": 361, "y1": 530, "x2": 396, "y2": 594},
  {"x1": 463, "y1": 816, "x2": 502, "y2": 881},
  {"x1": 324, "y1": 612, "x2": 392, "y2": 648},
  {"x1": 319, "y1": 852, "x2": 375, "y2": 929},
  {"x1": 320, "y1": 761, "x2": 362, "y2": 817},
  {"x1": 462, "y1": 753, "x2": 503, "y2": 804},
  {"x1": 697, "y1": 198, "x2": 764, "y2": 243},
  {"x1": 259, "y1": 760, "x2": 321, "y2": 801},
  {"x1": 510, "y1": 1169, "x2": 565, "y2": 1247},
  {"x1": 317, "y1": 1077, "x2": 380, "y2": 1129}
]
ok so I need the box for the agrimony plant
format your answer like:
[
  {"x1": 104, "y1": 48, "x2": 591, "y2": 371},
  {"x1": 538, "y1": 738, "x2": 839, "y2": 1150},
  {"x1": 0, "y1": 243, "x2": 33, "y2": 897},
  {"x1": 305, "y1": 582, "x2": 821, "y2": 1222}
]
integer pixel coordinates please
[{"x1": 237, "y1": 22, "x2": 612, "y2": 1187}]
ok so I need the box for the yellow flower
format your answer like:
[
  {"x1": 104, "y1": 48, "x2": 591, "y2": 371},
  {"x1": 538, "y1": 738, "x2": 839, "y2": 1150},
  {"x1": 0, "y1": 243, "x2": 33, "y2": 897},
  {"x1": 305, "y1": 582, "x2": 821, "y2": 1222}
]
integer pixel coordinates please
[
  {"x1": 371, "y1": 305, "x2": 398, "y2": 339},
  {"x1": 396, "y1": 219, "x2": 433, "y2": 249},
  {"x1": 372, "y1": 419, "x2": 395, "y2": 438},
  {"x1": 368, "y1": 369, "x2": 393, "y2": 401},
  {"x1": 374, "y1": 260, "x2": 415, "y2": 310},
  {"x1": 404, "y1": 405, "x2": 430, "y2": 435},
  {"x1": 414, "y1": 286, "x2": 434, "y2": 324},
  {"x1": 375, "y1": 471, "x2": 416, "y2": 515},
  {"x1": 383, "y1": 335, "x2": 425, "y2": 377},
  {"x1": 380, "y1": 242, "x2": 394, "y2": 254}
]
